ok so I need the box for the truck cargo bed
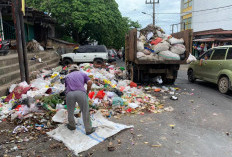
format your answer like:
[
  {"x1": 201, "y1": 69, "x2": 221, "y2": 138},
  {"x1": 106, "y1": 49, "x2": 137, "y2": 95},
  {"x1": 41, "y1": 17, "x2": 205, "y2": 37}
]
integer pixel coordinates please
[{"x1": 134, "y1": 59, "x2": 187, "y2": 65}]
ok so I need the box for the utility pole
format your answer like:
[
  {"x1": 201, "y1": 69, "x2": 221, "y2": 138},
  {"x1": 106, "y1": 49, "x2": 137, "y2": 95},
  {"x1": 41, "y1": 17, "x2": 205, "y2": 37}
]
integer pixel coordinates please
[
  {"x1": 0, "y1": 8, "x2": 4, "y2": 40},
  {"x1": 18, "y1": 0, "x2": 29, "y2": 83},
  {"x1": 12, "y1": 0, "x2": 29, "y2": 83},
  {"x1": 145, "y1": 0, "x2": 159, "y2": 26}
]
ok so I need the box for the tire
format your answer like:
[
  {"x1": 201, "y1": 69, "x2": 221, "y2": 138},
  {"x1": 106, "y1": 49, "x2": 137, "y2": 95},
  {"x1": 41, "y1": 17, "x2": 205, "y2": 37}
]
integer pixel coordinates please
[
  {"x1": 188, "y1": 69, "x2": 196, "y2": 83},
  {"x1": 63, "y1": 58, "x2": 73, "y2": 66},
  {"x1": 218, "y1": 77, "x2": 230, "y2": 94},
  {"x1": 94, "y1": 59, "x2": 104, "y2": 65},
  {"x1": 166, "y1": 79, "x2": 176, "y2": 85}
]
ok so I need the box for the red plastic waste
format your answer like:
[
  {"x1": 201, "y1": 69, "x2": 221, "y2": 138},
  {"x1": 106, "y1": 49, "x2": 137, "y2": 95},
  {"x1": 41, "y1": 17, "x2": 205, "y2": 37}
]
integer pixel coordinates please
[
  {"x1": 88, "y1": 91, "x2": 95, "y2": 99},
  {"x1": 5, "y1": 86, "x2": 31, "y2": 102},
  {"x1": 95, "y1": 90, "x2": 106, "y2": 99},
  {"x1": 120, "y1": 86, "x2": 125, "y2": 92},
  {"x1": 130, "y1": 82, "x2": 137, "y2": 88},
  {"x1": 150, "y1": 38, "x2": 162, "y2": 45}
]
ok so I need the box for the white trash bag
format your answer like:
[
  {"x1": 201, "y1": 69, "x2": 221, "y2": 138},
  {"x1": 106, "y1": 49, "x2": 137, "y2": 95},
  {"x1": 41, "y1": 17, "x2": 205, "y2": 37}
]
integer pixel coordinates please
[
  {"x1": 137, "y1": 52, "x2": 146, "y2": 58},
  {"x1": 137, "y1": 41, "x2": 144, "y2": 52},
  {"x1": 171, "y1": 44, "x2": 186, "y2": 55},
  {"x1": 169, "y1": 37, "x2": 184, "y2": 45},
  {"x1": 187, "y1": 54, "x2": 197, "y2": 63},
  {"x1": 159, "y1": 50, "x2": 180, "y2": 60},
  {"x1": 152, "y1": 41, "x2": 170, "y2": 53}
]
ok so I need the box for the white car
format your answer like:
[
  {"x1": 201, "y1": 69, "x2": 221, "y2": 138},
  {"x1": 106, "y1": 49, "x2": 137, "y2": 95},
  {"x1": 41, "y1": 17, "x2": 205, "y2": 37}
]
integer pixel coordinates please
[{"x1": 61, "y1": 45, "x2": 109, "y2": 65}]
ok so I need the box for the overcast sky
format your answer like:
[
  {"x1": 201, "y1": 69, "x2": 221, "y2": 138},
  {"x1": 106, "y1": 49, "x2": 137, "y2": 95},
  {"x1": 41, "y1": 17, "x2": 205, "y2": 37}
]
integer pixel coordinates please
[{"x1": 115, "y1": 0, "x2": 181, "y2": 34}]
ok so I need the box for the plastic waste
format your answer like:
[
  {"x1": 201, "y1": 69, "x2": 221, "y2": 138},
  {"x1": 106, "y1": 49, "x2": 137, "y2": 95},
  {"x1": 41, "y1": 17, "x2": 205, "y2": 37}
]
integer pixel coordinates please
[
  {"x1": 88, "y1": 92, "x2": 95, "y2": 99},
  {"x1": 187, "y1": 54, "x2": 197, "y2": 63},
  {"x1": 137, "y1": 41, "x2": 144, "y2": 52},
  {"x1": 112, "y1": 97, "x2": 124, "y2": 106},
  {"x1": 151, "y1": 38, "x2": 163, "y2": 45},
  {"x1": 170, "y1": 96, "x2": 178, "y2": 100},
  {"x1": 171, "y1": 44, "x2": 186, "y2": 55},
  {"x1": 130, "y1": 82, "x2": 137, "y2": 88},
  {"x1": 13, "y1": 126, "x2": 28, "y2": 134},
  {"x1": 169, "y1": 37, "x2": 184, "y2": 45},
  {"x1": 56, "y1": 104, "x2": 64, "y2": 110},
  {"x1": 159, "y1": 51, "x2": 180, "y2": 61},
  {"x1": 128, "y1": 103, "x2": 139, "y2": 109}
]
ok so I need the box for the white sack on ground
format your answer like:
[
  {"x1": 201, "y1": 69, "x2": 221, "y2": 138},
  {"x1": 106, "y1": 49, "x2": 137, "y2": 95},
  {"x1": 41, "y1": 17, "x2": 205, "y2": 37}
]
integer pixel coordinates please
[
  {"x1": 169, "y1": 37, "x2": 184, "y2": 45},
  {"x1": 170, "y1": 44, "x2": 186, "y2": 55},
  {"x1": 47, "y1": 112, "x2": 133, "y2": 155},
  {"x1": 159, "y1": 50, "x2": 180, "y2": 60}
]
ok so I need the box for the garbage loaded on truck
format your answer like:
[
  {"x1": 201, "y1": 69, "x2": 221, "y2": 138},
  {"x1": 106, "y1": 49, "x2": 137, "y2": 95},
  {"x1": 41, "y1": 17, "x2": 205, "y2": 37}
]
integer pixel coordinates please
[{"x1": 125, "y1": 25, "x2": 190, "y2": 84}]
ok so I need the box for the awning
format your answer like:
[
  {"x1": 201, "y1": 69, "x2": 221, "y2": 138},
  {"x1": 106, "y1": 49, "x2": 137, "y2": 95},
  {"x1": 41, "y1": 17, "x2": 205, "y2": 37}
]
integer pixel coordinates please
[{"x1": 193, "y1": 38, "x2": 232, "y2": 42}]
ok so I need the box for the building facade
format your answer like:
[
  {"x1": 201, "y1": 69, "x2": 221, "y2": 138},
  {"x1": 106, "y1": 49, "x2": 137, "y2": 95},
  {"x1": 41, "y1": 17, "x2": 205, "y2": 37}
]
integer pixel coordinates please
[
  {"x1": 0, "y1": 0, "x2": 55, "y2": 43},
  {"x1": 180, "y1": 0, "x2": 192, "y2": 31},
  {"x1": 181, "y1": 0, "x2": 232, "y2": 32}
]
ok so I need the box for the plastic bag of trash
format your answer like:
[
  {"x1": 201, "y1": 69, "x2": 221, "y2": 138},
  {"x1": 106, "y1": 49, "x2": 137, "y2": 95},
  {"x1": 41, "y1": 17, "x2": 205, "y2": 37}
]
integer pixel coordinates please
[
  {"x1": 159, "y1": 51, "x2": 180, "y2": 60},
  {"x1": 9, "y1": 84, "x2": 17, "y2": 93},
  {"x1": 95, "y1": 90, "x2": 106, "y2": 99},
  {"x1": 31, "y1": 78, "x2": 50, "y2": 89},
  {"x1": 151, "y1": 38, "x2": 163, "y2": 45},
  {"x1": 187, "y1": 54, "x2": 197, "y2": 63},
  {"x1": 112, "y1": 97, "x2": 124, "y2": 106},
  {"x1": 156, "y1": 30, "x2": 163, "y2": 38},
  {"x1": 128, "y1": 103, "x2": 139, "y2": 109},
  {"x1": 171, "y1": 44, "x2": 186, "y2": 55},
  {"x1": 137, "y1": 52, "x2": 146, "y2": 58},
  {"x1": 152, "y1": 41, "x2": 170, "y2": 53},
  {"x1": 169, "y1": 37, "x2": 184, "y2": 45},
  {"x1": 137, "y1": 41, "x2": 144, "y2": 51},
  {"x1": 146, "y1": 32, "x2": 154, "y2": 40},
  {"x1": 139, "y1": 35, "x2": 146, "y2": 43}
]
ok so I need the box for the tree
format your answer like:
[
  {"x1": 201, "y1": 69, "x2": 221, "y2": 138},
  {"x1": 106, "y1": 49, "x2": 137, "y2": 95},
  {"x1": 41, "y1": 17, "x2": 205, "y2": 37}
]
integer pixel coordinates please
[{"x1": 26, "y1": 0, "x2": 141, "y2": 49}]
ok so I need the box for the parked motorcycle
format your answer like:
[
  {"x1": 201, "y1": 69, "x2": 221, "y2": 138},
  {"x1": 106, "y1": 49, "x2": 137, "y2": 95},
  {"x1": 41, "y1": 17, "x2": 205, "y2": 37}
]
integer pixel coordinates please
[{"x1": 0, "y1": 37, "x2": 10, "y2": 56}]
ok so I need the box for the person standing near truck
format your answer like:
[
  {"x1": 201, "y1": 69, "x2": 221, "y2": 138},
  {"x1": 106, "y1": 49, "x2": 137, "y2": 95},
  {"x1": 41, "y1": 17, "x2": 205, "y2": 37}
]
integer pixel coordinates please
[{"x1": 65, "y1": 64, "x2": 96, "y2": 135}]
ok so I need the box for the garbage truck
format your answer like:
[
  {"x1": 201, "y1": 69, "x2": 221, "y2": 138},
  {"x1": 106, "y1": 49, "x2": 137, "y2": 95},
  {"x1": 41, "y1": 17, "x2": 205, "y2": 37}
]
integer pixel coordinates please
[{"x1": 125, "y1": 27, "x2": 191, "y2": 84}]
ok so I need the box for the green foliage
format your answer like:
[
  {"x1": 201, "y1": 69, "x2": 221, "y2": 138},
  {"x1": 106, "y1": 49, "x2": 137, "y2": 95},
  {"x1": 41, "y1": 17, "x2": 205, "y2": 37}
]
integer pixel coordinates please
[
  {"x1": 26, "y1": 0, "x2": 141, "y2": 49},
  {"x1": 40, "y1": 94, "x2": 63, "y2": 108}
]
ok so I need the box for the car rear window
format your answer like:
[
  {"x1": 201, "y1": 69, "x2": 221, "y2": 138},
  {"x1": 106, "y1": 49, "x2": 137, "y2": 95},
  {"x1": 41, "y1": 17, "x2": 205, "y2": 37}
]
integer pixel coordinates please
[
  {"x1": 211, "y1": 48, "x2": 227, "y2": 60},
  {"x1": 74, "y1": 45, "x2": 107, "y2": 53},
  {"x1": 227, "y1": 48, "x2": 232, "y2": 60},
  {"x1": 96, "y1": 46, "x2": 107, "y2": 52}
]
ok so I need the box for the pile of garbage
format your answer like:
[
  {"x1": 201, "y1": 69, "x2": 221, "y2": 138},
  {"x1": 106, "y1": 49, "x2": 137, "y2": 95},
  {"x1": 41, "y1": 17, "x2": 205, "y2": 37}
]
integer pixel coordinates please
[
  {"x1": 137, "y1": 24, "x2": 186, "y2": 61},
  {"x1": 0, "y1": 63, "x2": 178, "y2": 130},
  {"x1": 26, "y1": 39, "x2": 44, "y2": 52}
]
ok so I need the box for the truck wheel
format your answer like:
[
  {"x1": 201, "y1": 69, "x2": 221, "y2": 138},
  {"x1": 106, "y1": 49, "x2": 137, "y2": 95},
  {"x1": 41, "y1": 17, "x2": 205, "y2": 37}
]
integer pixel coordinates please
[
  {"x1": 130, "y1": 66, "x2": 138, "y2": 82},
  {"x1": 188, "y1": 69, "x2": 195, "y2": 83},
  {"x1": 94, "y1": 59, "x2": 103, "y2": 64},
  {"x1": 166, "y1": 79, "x2": 176, "y2": 85},
  {"x1": 63, "y1": 58, "x2": 73, "y2": 66},
  {"x1": 218, "y1": 77, "x2": 229, "y2": 94}
]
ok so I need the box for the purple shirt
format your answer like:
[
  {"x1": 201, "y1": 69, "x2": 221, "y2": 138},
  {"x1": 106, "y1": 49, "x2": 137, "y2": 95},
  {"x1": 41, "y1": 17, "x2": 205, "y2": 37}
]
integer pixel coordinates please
[{"x1": 65, "y1": 71, "x2": 90, "y2": 94}]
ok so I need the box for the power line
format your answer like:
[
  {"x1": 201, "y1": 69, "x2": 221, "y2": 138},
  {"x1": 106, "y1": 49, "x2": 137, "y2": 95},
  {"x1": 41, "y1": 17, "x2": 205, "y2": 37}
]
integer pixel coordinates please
[{"x1": 153, "y1": 4, "x2": 232, "y2": 14}]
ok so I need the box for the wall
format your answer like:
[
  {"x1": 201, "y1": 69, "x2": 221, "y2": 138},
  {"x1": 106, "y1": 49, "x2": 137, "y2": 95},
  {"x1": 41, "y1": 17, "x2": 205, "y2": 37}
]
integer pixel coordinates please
[{"x1": 192, "y1": 0, "x2": 232, "y2": 32}]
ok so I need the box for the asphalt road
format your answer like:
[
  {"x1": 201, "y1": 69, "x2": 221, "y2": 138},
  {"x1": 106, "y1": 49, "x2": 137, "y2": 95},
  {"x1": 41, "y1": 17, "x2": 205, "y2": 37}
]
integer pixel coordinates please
[{"x1": 82, "y1": 61, "x2": 232, "y2": 157}]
